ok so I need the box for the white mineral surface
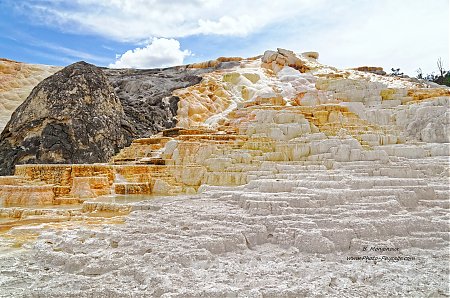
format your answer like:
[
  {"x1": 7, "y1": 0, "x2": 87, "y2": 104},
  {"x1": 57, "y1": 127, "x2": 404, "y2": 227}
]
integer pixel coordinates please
[
  {"x1": 0, "y1": 60, "x2": 60, "y2": 132},
  {"x1": 1, "y1": 154, "x2": 449, "y2": 297},
  {"x1": 0, "y1": 49, "x2": 449, "y2": 297}
]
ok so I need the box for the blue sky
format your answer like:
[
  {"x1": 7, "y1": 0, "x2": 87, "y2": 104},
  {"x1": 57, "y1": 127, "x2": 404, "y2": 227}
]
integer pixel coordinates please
[{"x1": 0, "y1": 0, "x2": 448, "y2": 76}]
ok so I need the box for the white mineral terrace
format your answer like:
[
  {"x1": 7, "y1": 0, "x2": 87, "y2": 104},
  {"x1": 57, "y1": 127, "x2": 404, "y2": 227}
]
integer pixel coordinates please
[
  {"x1": 0, "y1": 49, "x2": 449, "y2": 297},
  {"x1": 1, "y1": 155, "x2": 449, "y2": 297}
]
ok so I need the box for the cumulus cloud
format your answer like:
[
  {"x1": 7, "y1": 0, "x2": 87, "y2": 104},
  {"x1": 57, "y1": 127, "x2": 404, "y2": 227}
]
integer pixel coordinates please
[
  {"x1": 109, "y1": 38, "x2": 191, "y2": 69},
  {"x1": 269, "y1": 0, "x2": 449, "y2": 76},
  {"x1": 8, "y1": 0, "x2": 448, "y2": 74},
  {"x1": 13, "y1": 0, "x2": 326, "y2": 41}
]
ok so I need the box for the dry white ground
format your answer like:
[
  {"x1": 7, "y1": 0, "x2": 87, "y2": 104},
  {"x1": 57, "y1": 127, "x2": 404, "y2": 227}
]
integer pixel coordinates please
[
  {"x1": 1, "y1": 156, "x2": 448, "y2": 297},
  {"x1": 1, "y1": 50, "x2": 449, "y2": 297}
]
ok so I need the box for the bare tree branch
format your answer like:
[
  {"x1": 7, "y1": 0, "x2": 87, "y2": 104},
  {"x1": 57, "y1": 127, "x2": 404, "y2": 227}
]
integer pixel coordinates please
[{"x1": 437, "y1": 57, "x2": 444, "y2": 77}]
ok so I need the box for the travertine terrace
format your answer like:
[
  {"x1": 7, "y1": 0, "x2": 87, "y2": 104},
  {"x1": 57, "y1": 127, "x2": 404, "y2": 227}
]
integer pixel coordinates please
[
  {"x1": 0, "y1": 49, "x2": 449, "y2": 297},
  {"x1": 0, "y1": 59, "x2": 60, "y2": 132}
]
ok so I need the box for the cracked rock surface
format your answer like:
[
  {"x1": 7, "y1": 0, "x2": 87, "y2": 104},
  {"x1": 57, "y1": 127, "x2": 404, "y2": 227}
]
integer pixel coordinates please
[
  {"x1": 0, "y1": 61, "x2": 134, "y2": 175},
  {"x1": 0, "y1": 61, "x2": 223, "y2": 175},
  {"x1": 103, "y1": 66, "x2": 213, "y2": 137}
]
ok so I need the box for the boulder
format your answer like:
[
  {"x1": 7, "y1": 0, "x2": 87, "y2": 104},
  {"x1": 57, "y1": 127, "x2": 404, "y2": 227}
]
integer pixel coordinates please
[
  {"x1": 261, "y1": 48, "x2": 310, "y2": 73},
  {"x1": 302, "y1": 51, "x2": 319, "y2": 60},
  {"x1": 0, "y1": 61, "x2": 135, "y2": 175}
]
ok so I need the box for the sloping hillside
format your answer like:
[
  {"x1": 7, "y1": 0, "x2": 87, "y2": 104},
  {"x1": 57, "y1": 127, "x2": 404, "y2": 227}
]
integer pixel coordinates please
[
  {"x1": 0, "y1": 49, "x2": 448, "y2": 297},
  {"x1": 0, "y1": 59, "x2": 61, "y2": 132}
]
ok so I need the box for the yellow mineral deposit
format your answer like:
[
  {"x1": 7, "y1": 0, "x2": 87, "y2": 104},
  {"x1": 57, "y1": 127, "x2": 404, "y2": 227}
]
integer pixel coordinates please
[
  {"x1": 187, "y1": 56, "x2": 242, "y2": 69},
  {"x1": 0, "y1": 48, "x2": 449, "y2": 250},
  {"x1": 175, "y1": 72, "x2": 233, "y2": 128}
]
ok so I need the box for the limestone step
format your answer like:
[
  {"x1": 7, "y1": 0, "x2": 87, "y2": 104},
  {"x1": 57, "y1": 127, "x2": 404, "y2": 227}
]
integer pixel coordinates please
[
  {"x1": 0, "y1": 206, "x2": 81, "y2": 219},
  {"x1": 0, "y1": 176, "x2": 27, "y2": 185},
  {"x1": 53, "y1": 197, "x2": 85, "y2": 205},
  {"x1": 137, "y1": 158, "x2": 166, "y2": 165},
  {"x1": 0, "y1": 185, "x2": 55, "y2": 206},
  {"x1": 114, "y1": 182, "x2": 152, "y2": 195},
  {"x1": 418, "y1": 200, "x2": 449, "y2": 209}
]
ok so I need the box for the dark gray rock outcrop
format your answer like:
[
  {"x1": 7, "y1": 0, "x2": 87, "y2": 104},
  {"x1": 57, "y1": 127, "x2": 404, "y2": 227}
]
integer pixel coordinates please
[
  {"x1": 0, "y1": 61, "x2": 135, "y2": 175},
  {"x1": 0, "y1": 60, "x2": 237, "y2": 175},
  {"x1": 103, "y1": 66, "x2": 214, "y2": 137}
]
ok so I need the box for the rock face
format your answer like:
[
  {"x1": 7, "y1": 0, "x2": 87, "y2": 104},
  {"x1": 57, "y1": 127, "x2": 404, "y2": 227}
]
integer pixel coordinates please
[
  {"x1": 0, "y1": 59, "x2": 234, "y2": 175},
  {"x1": 103, "y1": 66, "x2": 211, "y2": 137},
  {"x1": 0, "y1": 61, "x2": 134, "y2": 175}
]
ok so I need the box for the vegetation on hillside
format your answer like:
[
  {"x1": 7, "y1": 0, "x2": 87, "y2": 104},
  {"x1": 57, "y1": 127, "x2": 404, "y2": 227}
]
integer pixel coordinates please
[{"x1": 391, "y1": 58, "x2": 450, "y2": 87}]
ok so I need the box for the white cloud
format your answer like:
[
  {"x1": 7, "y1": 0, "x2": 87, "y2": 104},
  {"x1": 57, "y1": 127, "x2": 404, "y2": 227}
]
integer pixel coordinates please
[
  {"x1": 232, "y1": 0, "x2": 448, "y2": 76},
  {"x1": 16, "y1": 0, "x2": 326, "y2": 41},
  {"x1": 109, "y1": 37, "x2": 191, "y2": 69},
  {"x1": 12, "y1": 0, "x2": 449, "y2": 74},
  {"x1": 3, "y1": 26, "x2": 111, "y2": 64},
  {"x1": 39, "y1": 41, "x2": 110, "y2": 63},
  {"x1": 305, "y1": 0, "x2": 449, "y2": 76}
]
